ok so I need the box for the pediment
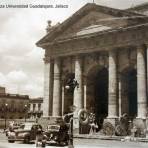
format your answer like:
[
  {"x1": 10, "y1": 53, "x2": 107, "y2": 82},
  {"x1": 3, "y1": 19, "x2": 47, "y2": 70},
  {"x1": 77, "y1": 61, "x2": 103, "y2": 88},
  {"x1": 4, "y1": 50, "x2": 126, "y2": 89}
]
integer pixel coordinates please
[
  {"x1": 56, "y1": 10, "x2": 115, "y2": 40},
  {"x1": 37, "y1": 3, "x2": 142, "y2": 47}
]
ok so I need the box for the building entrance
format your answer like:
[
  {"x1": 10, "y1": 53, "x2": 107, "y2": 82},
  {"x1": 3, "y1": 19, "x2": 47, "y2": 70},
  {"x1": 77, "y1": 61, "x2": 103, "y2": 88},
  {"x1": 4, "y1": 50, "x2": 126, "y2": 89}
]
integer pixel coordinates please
[{"x1": 87, "y1": 67, "x2": 108, "y2": 129}]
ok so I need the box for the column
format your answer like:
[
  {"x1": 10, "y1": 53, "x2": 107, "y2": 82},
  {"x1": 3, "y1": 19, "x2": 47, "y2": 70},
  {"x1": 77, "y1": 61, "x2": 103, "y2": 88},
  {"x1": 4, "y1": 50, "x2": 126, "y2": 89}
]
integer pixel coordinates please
[
  {"x1": 118, "y1": 74, "x2": 122, "y2": 117},
  {"x1": 137, "y1": 45, "x2": 147, "y2": 118},
  {"x1": 52, "y1": 58, "x2": 61, "y2": 117},
  {"x1": 43, "y1": 58, "x2": 53, "y2": 117},
  {"x1": 73, "y1": 56, "x2": 83, "y2": 134},
  {"x1": 83, "y1": 76, "x2": 87, "y2": 110},
  {"x1": 61, "y1": 85, "x2": 65, "y2": 116},
  {"x1": 74, "y1": 56, "x2": 83, "y2": 113},
  {"x1": 108, "y1": 50, "x2": 118, "y2": 118},
  {"x1": 146, "y1": 44, "x2": 148, "y2": 103},
  {"x1": 84, "y1": 85, "x2": 87, "y2": 110}
]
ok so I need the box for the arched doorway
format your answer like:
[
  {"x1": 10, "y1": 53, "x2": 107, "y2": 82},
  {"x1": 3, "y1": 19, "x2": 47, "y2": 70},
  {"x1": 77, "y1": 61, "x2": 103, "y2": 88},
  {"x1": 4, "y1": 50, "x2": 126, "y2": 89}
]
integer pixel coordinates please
[
  {"x1": 87, "y1": 67, "x2": 108, "y2": 128},
  {"x1": 121, "y1": 68, "x2": 137, "y2": 118}
]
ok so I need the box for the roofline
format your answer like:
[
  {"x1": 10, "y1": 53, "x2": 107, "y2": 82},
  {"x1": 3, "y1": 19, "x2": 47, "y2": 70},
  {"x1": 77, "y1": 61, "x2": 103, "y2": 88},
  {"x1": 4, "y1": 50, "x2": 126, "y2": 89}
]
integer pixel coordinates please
[
  {"x1": 36, "y1": 3, "x2": 143, "y2": 47},
  {"x1": 0, "y1": 93, "x2": 29, "y2": 99}
]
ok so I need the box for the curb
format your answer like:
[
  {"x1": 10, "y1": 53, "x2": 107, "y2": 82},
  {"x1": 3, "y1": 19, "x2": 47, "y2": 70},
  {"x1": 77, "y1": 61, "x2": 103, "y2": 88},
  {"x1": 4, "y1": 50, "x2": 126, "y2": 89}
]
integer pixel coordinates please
[{"x1": 73, "y1": 134, "x2": 148, "y2": 142}]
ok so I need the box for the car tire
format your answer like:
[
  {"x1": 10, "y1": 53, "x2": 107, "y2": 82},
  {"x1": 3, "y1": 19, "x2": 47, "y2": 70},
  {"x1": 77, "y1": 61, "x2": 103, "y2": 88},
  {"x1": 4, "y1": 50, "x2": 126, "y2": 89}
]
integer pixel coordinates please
[
  {"x1": 24, "y1": 136, "x2": 30, "y2": 144},
  {"x1": 8, "y1": 140, "x2": 15, "y2": 143}
]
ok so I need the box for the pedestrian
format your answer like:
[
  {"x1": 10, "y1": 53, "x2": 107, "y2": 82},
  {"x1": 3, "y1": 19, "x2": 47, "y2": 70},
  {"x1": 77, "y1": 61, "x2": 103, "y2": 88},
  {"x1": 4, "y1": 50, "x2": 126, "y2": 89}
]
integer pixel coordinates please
[{"x1": 36, "y1": 126, "x2": 46, "y2": 148}]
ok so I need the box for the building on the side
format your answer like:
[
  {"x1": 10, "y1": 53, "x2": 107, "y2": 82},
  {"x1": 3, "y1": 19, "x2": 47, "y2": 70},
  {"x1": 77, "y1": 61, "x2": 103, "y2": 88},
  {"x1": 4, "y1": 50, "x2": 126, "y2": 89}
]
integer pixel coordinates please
[
  {"x1": 37, "y1": 3, "x2": 148, "y2": 133},
  {"x1": 28, "y1": 97, "x2": 43, "y2": 119},
  {"x1": 0, "y1": 87, "x2": 29, "y2": 119},
  {"x1": 0, "y1": 87, "x2": 6, "y2": 94}
]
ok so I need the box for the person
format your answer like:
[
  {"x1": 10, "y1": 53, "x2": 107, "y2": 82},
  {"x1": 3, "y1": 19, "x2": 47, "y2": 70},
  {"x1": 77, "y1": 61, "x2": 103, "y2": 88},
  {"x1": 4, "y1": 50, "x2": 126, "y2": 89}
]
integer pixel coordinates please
[
  {"x1": 120, "y1": 113, "x2": 129, "y2": 132},
  {"x1": 36, "y1": 126, "x2": 46, "y2": 148},
  {"x1": 89, "y1": 113, "x2": 97, "y2": 134},
  {"x1": 9, "y1": 121, "x2": 14, "y2": 132}
]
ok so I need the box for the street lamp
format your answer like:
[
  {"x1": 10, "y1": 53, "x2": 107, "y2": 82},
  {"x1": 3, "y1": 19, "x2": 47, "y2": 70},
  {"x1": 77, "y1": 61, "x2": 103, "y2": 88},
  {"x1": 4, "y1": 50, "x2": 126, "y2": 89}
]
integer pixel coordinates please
[
  {"x1": 65, "y1": 78, "x2": 79, "y2": 148},
  {"x1": 24, "y1": 104, "x2": 28, "y2": 122},
  {"x1": 5, "y1": 103, "x2": 8, "y2": 129}
]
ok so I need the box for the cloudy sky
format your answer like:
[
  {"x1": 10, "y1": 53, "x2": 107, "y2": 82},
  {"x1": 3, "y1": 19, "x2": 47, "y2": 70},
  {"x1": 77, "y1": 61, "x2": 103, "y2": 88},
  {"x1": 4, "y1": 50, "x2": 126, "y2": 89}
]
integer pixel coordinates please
[{"x1": 0, "y1": 0, "x2": 147, "y2": 98}]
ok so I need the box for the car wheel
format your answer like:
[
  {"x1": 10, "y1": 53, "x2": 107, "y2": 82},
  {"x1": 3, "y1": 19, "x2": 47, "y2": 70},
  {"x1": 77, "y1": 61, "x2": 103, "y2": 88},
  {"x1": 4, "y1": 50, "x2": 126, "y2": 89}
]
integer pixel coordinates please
[
  {"x1": 24, "y1": 136, "x2": 30, "y2": 144},
  {"x1": 8, "y1": 140, "x2": 15, "y2": 143}
]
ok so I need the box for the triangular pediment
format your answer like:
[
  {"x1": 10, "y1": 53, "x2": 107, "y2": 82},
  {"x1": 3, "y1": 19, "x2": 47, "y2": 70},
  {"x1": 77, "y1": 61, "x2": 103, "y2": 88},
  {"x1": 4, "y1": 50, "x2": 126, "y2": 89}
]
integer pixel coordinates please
[
  {"x1": 56, "y1": 10, "x2": 116, "y2": 40},
  {"x1": 37, "y1": 3, "x2": 142, "y2": 47}
]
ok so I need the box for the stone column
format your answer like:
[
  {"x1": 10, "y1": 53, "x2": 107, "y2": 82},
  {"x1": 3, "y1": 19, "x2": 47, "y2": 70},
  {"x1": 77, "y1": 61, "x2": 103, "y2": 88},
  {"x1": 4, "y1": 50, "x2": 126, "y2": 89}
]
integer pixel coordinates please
[
  {"x1": 73, "y1": 56, "x2": 83, "y2": 133},
  {"x1": 61, "y1": 85, "x2": 65, "y2": 116},
  {"x1": 118, "y1": 74, "x2": 122, "y2": 117},
  {"x1": 43, "y1": 58, "x2": 53, "y2": 117},
  {"x1": 52, "y1": 58, "x2": 61, "y2": 117},
  {"x1": 137, "y1": 45, "x2": 147, "y2": 118},
  {"x1": 147, "y1": 44, "x2": 148, "y2": 107},
  {"x1": 108, "y1": 50, "x2": 118, "y2": 118},
  {"x1": 74, "y1": 56, "x2": 83, "y2": 112},
  {"x1": 83, "y1": 75, "x2": 87, "y2": 110},
  {"x1": 84, "y1": 84, "x2": 87, "y2": 110}
]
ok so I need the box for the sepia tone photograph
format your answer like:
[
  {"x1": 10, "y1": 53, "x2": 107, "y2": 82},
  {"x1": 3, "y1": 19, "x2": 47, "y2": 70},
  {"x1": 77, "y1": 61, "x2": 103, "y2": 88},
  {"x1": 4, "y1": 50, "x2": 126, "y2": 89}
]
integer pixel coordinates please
[{"x1": 0, "y1": 0, "x2": 148, "y2": 147}]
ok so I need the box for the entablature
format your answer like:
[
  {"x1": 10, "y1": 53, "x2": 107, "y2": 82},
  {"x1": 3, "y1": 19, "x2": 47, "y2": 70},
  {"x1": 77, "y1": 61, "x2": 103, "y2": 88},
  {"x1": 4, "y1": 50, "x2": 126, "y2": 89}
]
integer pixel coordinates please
[{"x1": 44, "y1": 23, "x2": 148, "y2": 58}]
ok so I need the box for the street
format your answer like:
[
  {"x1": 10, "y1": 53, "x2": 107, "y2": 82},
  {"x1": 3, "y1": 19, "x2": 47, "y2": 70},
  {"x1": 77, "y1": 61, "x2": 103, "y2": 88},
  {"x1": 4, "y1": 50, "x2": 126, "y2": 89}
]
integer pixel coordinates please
[{"x1": 0, "y1": 133, "x2": 148, "y2": 148}]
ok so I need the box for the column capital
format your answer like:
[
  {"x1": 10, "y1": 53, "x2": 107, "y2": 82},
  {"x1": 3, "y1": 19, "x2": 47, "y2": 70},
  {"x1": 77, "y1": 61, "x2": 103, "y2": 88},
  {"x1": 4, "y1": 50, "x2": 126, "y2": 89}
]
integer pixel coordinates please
[
  {"x1": 75, "y1": 54, "x2": 85, "y2": 60},
  {"x1": 144, "y1": 43, "x2": 148, "y2": 47},
  {"x1": 53, "y1": 57, "x2": 62, "y2": 65},
  {"x1": 136, "y1": 44, "x2": 146, "y2": 50},
  {"x1": 43, "y1": 57, "x2": 53, "y2": 64}
]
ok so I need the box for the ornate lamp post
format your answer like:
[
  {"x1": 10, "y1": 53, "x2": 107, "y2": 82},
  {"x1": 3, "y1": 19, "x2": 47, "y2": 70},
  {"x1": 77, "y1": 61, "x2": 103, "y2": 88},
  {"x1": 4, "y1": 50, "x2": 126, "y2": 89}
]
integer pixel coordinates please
[
  {"x1": 5, "y1": 103, "x2": 8, "y2": 129},
  {"x1": 64, "y1": 78, "x2": 79, "y2": 148}
]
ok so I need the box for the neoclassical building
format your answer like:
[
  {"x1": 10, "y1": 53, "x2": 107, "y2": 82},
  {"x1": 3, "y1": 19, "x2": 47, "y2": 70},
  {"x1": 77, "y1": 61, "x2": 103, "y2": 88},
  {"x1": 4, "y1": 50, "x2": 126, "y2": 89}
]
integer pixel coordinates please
[
  {"x1": 37, "y1": 3, "x2": 148, "y2": 131},
  {"x1": 28, "y1": 97, "x2": 43, "y2": 119}
]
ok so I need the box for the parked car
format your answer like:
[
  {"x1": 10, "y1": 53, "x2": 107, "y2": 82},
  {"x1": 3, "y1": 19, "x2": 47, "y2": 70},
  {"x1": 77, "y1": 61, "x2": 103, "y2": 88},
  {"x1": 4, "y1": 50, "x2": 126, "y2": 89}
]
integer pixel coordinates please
[
  {"x1": 44, "y1": 122, "x2": 69, "y2": 146},
  {"x1": 5, "y1": 123, "x2": 21, "y2": 136},
  {"x1": 8, "y1": 122, "x2": 43, "y2": 143}
]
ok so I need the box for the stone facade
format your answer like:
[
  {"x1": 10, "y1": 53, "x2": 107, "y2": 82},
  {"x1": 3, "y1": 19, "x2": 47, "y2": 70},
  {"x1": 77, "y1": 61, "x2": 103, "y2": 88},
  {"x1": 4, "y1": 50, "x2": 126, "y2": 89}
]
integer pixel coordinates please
[
  {"x1": 37, "y1": 3, "x2": 148, "y2": 133},
  {"x1": 28, "y1": 97, "x2": 43, "y2": 119}
]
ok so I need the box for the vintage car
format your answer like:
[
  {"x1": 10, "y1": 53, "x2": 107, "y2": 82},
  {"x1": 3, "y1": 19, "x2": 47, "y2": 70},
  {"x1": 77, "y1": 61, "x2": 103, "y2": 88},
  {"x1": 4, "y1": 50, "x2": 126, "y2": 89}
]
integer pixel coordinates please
[
  {"x1": 6, "y1": 123, "x2": 22, "y2": 136},
  {"x1": 8, "y1": 122, "x2": 43, "y2": 143},
  {"x1": 44, "y1": 122, "x2": 69, "y2": 146}
]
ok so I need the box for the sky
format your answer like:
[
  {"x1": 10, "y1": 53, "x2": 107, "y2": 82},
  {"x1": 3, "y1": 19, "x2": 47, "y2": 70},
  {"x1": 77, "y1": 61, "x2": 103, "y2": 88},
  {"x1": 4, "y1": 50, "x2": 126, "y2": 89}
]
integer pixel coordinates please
[{"x1": 0, "y1": 0, "x2": 147, "y2": 98}]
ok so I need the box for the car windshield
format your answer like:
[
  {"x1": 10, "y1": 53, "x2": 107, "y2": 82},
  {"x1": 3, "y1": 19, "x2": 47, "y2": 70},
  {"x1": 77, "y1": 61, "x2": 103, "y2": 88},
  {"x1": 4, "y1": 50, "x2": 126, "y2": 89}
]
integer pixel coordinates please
[{"x1": 19, "y1": 123, "x2": 33, "y2": 130}]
